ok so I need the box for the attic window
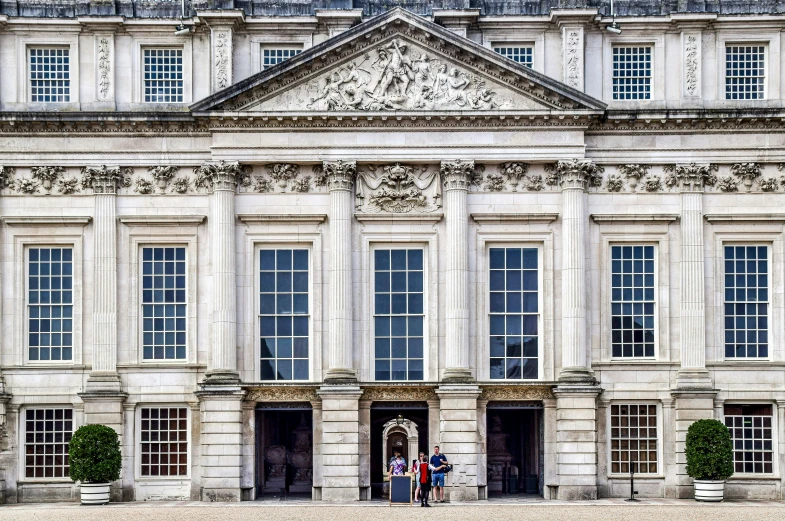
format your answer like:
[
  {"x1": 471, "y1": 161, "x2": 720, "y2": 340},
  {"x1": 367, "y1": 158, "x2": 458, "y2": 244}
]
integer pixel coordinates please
[
  {"x1": 262, "y1": 47, "x2": 303, "y2": 70},
  {"x1": 612, "y1": 46, "x2": 652, "y2": 101},
  {"x1": 493, "y1": 45, "x2": 533, "y2": 68}
]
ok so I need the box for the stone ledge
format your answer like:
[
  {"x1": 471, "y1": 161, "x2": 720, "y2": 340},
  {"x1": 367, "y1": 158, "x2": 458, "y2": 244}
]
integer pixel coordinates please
[
  {"x1": 471, "y1": 213, "x2": 558, "y2": 224},
  {"x1": 354, "y1": 213, "x2": 443, "y2": 224},
  {"x1": 591, "y1": 214, "x2": 679, "y2": 224},
  {"x1": 118, "y1": 215, "x2": 206, "y2": 226},
  {"x1": 2, "y1": 216, "x2": 92, "y2": 226},
  {"x1": 704, "y1": 213, "x2": 785, "y2": 224},
  {"x1": 237, "y1": 213, "x2": 327, "y2": 224}
]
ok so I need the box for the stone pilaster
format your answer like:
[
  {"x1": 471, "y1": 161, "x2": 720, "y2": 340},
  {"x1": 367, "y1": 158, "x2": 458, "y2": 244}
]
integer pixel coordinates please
[
  {"x1": 561, "y1": 26, "x2": 584, "y2": 92},
  {"x1": 324, "y1": 160, "x2": 357, "y2": 383},
  {"x1": 316, "y1": 386, "x2": 362, "y2": 501},
  {"x1": 311, "y1": 399, "x2": 323, "y2": 500},
  {"x1": 552, "y1": 386, "x2": 601, "y2": 500},
  {"x1": 436, "y1": 385, "x2": 481, "y2": 501},
  {"x1": 476, "y1": 398, "x2": 488, "y2": 499},
  {"x1": 675, "y1": 164, "x2": 714, "y2": 389},
  {"x1": 358, "y1": 400, "x2": 371, "y2": 500},
  {"x1": 669, "y1": 389, "x2": 717, "y2": 498},
  {"x1": 441, "y1": 160, "x2": 474, "y2": 383},
  {"x1": 199, "y1": 10, "x2": 244, "y2": 93}
]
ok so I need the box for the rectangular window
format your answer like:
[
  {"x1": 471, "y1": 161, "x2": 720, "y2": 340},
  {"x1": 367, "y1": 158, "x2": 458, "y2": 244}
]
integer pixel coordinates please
[
  {"x1": 140, "y1": 407, "x2": 188, "y2": 477},
  {"x1": 143, "y1": 48, "x2": 183, "y2": 103},
  {"x1": 611, "y1": 245, "x2": 655, "y2": 358},
  {"x1": 142, "y1": 247, "x2": 186, "y2": 360},
  {"x1": 724, "y1": 245, "x2": 768, "y2": 358},
  {"x1": 24, "y1": 408, "x2": 73, "y2": 478},
  {"x1": 489, "y1": 247, "x2": 539, "y2": 379},
  {"x1": 610, "y1": 404, "x2": 658, "y2": 474},
  {"x1": 29, "y1": 48, "x2": 70, "y2": 103},
  {"x1": 28, "y1": 247, "x2": 73, "y2": 362},
  {"x1": 493, "y1": 46, "x2": 533, "y2": 68},
  {"x1": 374, "y1": 249, "x2": 424, "y2": 381},
  {"x1": 259, "y1": 249, "x2": 309, "y2": 381},
  {"x1": 612, "y1": 46, "x2": 652, "y2": 100},
  {"x1": 726, "y1": 45, "x2": 765, "y2": 100},
  {"x1": 262, "y1": 47, "x2": 302, "y2": 70},
  {"x1": 724, "y1": 404, "x2": 774, "y2": 474}
]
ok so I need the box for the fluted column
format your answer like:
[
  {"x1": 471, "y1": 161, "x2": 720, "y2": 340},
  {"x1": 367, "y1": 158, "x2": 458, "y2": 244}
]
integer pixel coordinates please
[
  {"x1": 441, "y1": 160, "x2": 474, "y2": 382},
  {"x1": 324, "y1": 160, "x2": 357, "y2": 383},
  {"x1": 201, "y1": 161, "x2": 242, "y2": 382},
  {"x1": 557, "y1": 160, "x2": 598, "y2": 383},
  {"x1": 676, "y1": 164, "x2": 713, "y2": 389}
]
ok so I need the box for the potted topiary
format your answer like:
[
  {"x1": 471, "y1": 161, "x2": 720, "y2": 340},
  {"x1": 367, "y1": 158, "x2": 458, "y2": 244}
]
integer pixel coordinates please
[
  {"x1": 685, "y1": 419, "x2": 734, "y2": 501},
  {"x1": 68, "y1": 424, "x2": 122, "y2": 505}
]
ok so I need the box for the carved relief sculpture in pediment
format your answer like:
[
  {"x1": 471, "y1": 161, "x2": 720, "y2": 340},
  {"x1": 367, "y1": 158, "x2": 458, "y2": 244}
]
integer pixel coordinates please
[{"x1": 355, "y1": 163, "x2": 442, "y2": 213}]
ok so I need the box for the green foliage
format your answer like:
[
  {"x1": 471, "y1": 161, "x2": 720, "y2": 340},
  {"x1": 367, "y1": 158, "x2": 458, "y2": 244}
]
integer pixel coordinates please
[
  {"x1": 685, "y1": 419, "x2": 734, "y2": 481},
  {"x1": 68, "y1": 424, "x2": 122, "y2": 483}
]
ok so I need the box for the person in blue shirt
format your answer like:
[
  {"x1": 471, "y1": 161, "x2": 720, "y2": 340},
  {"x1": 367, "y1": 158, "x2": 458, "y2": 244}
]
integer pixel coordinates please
[{"x1": 429, "y1": 445, "x2": 449, "y2": 503}]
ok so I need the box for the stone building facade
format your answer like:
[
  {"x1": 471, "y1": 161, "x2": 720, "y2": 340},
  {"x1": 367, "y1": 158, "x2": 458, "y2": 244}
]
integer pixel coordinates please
[{"x1": 0, "y1": 0, "x2": 784, "y2": 504}]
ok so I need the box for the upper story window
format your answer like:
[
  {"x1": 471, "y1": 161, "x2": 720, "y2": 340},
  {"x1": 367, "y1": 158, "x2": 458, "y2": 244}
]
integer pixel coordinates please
[
  {"x1": 142, "y1": 247, "x2": 186, "y2": 361},
  {"x1": 29, "y1": 48, "x2": 70, "y2": 103},
  {"x1": 143, "y1": 48, "x2": 183, "y2": 103},
  {"x1": 28, "y1": 247, "x2": 73, "y2": 362},
  {"x1": 724, "y1": 404, "x2": 774, "y2": 474},
  {"x1": 140, "y1": 407, "x2": 188, "y2": 477},
  {"x1": 374, "y1": 248, "x2": 424, "y2": 381},
  {"x1": 724, "y1": 245, "x2": 768, "y2": 358},
  {"x1": 612, "y1": 46, "x2": 652, "y2": 100},
  {"x1": 489, "y1": 247, "x2": 539, "y2": 380},
  {"x1": 493, "y1": 46, "x2": 533, "y2": 68},
  {"x1": 262, "y1": 47, "x2": 302, "y2": 70},
  {"x1": 611, "y1": 245, "x2": 655, "y2": 358},
  {"x1": 610, "y1": 404, "x2": 658, "y2": 474},
  {"x1": 25, "y1": 408, "x2": 73, "y2": 478},
  {"x1": 726, "y1": 45, "x2": 766, "y2": 100},
  {"x1": 259, "y1": 249, "x2": 309, "y2": 381}
]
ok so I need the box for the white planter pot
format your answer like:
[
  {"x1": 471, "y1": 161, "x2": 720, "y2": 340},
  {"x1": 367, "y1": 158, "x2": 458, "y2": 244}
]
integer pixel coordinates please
[
  {"x1": 694, "y1": 480, "x2": 725, "y2": 502},
  {"x1": 80, "y1": 482, "x2": 110, "y2": 505}
]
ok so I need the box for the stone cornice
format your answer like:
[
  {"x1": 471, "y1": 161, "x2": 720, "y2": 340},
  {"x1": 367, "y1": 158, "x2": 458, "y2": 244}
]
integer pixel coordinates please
[
  {"x1": 2, "y1": 216, "x2": 92, "y2": 226},
  {"x1": 591, "y1": 214, "x2": 679, "y2": 224},
  {"x1": 118, "y1": 215, "x2": 207, "y2": 226},
  {"x1": 237, "y1": 214, "x2": 327, "y2": 224},
  {"x1": 704, "y1": 214, "x2": 785, "y2": 224},
  {"x1": 471, "y1": 213, "x2": 558, "y2": 224},
  {"x1": 354, "y1": 213, "x2": 443, "y2": 224}
]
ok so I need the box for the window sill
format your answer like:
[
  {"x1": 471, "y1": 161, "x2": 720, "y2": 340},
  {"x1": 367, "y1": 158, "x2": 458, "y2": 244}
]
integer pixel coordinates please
[
  {"x1": 135, "y1": 477, "x2": 191, "y2": 482},
  {"x1": 17, "y1": 480, "x2": 73, "y2": 485},
  {"x1": 727, "y1": 475, "x2": 780, "y2": 481},
  {"x1": 607, "y1": 474, "x2": 664, "y2": 480}
]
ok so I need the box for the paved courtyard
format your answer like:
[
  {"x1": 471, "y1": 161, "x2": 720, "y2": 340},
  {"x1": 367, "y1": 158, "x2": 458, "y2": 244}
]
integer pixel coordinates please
[{"x1": 0, "y1": 500, "x2": 783, "y2": 521}]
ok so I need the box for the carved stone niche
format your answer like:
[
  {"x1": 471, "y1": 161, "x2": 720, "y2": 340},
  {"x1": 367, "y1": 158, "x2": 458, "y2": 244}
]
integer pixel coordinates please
[
  {"x1": 479, "y1": 385, "x2": 555, "y2": 401},
  {"x1": 355, "y1": 163, "x2": 442, "y2": 214},
  {"x1": 361, "y1": 386, "x2": 438, "y2": 402},
  {"x1": 245, "y1": 386, "x2": 318, "y2": 403}
]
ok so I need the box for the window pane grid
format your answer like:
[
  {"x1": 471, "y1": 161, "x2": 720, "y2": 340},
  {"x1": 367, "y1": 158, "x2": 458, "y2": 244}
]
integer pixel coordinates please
[
  {"x1": 610, "y1": 404, "x2": 658, "y2": 474},
  {"x1": 29, "y1": 48, "x2": 70, "y2": 103},
  {"x1": 611, "y1": 245, "x2": 655, "y2": 358},
  {"x1": 612, "y1": 46, "x2": 652, "y2": 100},
  {"x1": 489, "y1": 247, "x2": 539, "y2": 380},
  {"x1": 726, "y1": 45, "x2": 765, "y2": 100},
  {"x1": 25, "y1": 408, "x2": 73, "y2": 478},
  {"x1": 724, "y1": 405, "x2": 773, "y2": 474},
  {"x1": 259, "y1": 249, "x2": 309, "y2": 381},
  {"x1": 374, "y1": 249, "x2": 424, "y2": 381},
  {"x1": 724, "y1": 246, "x2": 768, "y2": 358},
  {"x1": 262, "y1": 48, "x2": 302, "y2": 70},
  {"x1": 140, "y1": 407, "x2": 188, "y2": 477},
  {"x1": 142, "y1": 247, "x2": 186, "y2": 360},
  {"x1": 28, "y1": 247, "x2": 73, "y2": 362},
  {"x1": 143, "y1": 48, "x2": 183, "y2": 103},
  {"x1": 493, "y1": 46, "x2": 533, "y2": 68}
]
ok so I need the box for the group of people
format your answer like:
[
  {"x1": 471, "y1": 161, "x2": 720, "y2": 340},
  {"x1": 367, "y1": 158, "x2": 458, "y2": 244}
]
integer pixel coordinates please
[{"x1": 388, "y1": 445, "x2": 450, "y2": 507}]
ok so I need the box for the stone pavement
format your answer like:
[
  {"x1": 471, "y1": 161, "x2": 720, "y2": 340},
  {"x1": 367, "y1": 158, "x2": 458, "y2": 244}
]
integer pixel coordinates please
[{"x1": 0, "y1": 499, "x2": 784, "y2": 521}]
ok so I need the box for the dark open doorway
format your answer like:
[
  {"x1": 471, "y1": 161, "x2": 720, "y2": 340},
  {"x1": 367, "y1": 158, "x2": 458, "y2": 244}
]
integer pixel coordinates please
[
  {"x1": 255, "y1": 403, "x2": 313, "y2": 499},
  {"x1": 370, "y1": 401, "x2": 429, "y2": 499},
  {"x1": 486, "y1": 402, "x2": 543, "y2": 497}
]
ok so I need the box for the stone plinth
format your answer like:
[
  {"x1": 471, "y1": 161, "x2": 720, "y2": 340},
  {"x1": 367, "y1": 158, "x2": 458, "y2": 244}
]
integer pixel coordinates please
[
  {"x1": 553, "y1": 385, "x2": 601, "y2": 500},
  {"x1": 668, "y1": 390, "x2": 717, "y2": 499},
  {"x1": 317, "y1": 385, "x2": 362, "y2": 501},
  {"x1": 436, "y1": 385, "x2": 481, "y2": 501}
]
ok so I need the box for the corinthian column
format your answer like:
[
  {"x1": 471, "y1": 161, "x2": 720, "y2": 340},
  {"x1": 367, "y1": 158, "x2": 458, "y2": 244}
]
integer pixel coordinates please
[
  {"x1": 556, "y1": 159, "x2": 599, "y2": 383},
  {"x1": 441, "y1": 160, "x2": 474, "y2": 383},
  {"x1": 675, "y1": 164, "x2": 714, "y2": 389},
  {"x1": 324, "y1": 160, "x2": 357, "y2": 383},
  {"x1": 200, "y1": 160, "x2": 242, "y2": 383}
]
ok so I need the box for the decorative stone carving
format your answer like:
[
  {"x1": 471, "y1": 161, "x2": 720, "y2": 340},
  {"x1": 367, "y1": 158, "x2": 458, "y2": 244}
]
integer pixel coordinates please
[
  {"x1": 642, "y1": 175, "x2": 663, "y2": 192},
  {"x1": 526, "y1": 175, "x2": 544, "y2": 191},
  {"x1": 134, "y1": 178, "x2": 155, "y2": 195},
  {"x1": 58, "y1": 177, "x2": 81, "y2": 195},
  {"x1": 731, "y1": 163, "x2": 763, "y2": 192},
  {"x1": 617, "y1": 164, "x2": 649, "y2": 192},
  {"x1": 288, "y1": 414, "x2": 313, "y2": 492},
  {"x1": 15, "y1": 178, "x2": 38, "y2": 194},
  {"x1": 97, "y1": 36, "x2": 111, "y2": 101},
  {"x1": 685, "y1": 35, "x2": 698, "y2": 96},
  {"x1": 148, "y1": 166, "x2": 180, "y2": 191},
  {"x1": 250, "y1": 163, "x2": 311, "y2": 193},
  {"x1": 606, "y1": 174, "x2": 624, "y2": 192},
  {"x1": 479, "y1": 385, "x2": 555, "y2": 401},
  {"x1": 355, "y1": 163, "x2": 441, "y2": 213},
  {"x1": 717, "y1": 175, "x2": 739, "y2": 192},
  {"x1": 441, "y1": 160, "x2": 475, "y2": 190},
  {"x1": 360, "y1": 386, "x2": 438, "y2": 401},
  {"x1": 758, "y1": 177, "x2": 779, "y2": 192},
  {"x1": 170, "y1": 177, "x2": 191, "y2": 194},
  {"x1": 564, "y1": 29, "x2": 582, "y2": 89},
  {"x1": 31, "y1": 166, "x2": 64, "y2": 193},
  {"x1": 664, "y1": 163, "x2": 718, "y2": 191},
  {"x1": 499, "y1": 162, "x2": 529, "y2": 192},
  {"x1": 245, "y1": 386, "x2": 318, "y2": 403},
  {"x1": 214, "y1": 31, "x2": 230, "y2": 90},
  {"x1": 81, "y1": 165, "x2": 132, "y2": 194},
  {"x1": 194, "y1": 160, "x2": 248, "y2": 192},
  {"x1": 323, "y1": 160, "x2": 357, "y2": 191},
  {"x1": 545, "y1": 159, "x2": 603, "y2": 190},
  {"x1": 0, "y1": 166, "x2": 15, "y2": 189}
]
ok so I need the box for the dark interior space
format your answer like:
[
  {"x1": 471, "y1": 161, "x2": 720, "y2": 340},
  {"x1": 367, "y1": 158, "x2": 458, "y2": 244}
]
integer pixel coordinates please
[
  {"x1": 255, "y1": 405, "x2": 313, "y2": 499},
  {"x1": 486, "y1": 403, "x2": 543, "y2": 497}
]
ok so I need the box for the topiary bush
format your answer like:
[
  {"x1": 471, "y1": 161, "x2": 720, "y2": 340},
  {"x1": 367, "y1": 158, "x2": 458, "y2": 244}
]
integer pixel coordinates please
[
  {"x1": 68, "y1": 424, "x2": 122, "y2": 484},
  {"x1": 685, "y1": 419, "x2": 734, "y2": 481}
]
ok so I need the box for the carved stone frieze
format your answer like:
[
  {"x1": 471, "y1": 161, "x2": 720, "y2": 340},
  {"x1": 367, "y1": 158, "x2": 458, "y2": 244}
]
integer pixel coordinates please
[
  {"x1": 214, "y1": 31, "x2": 230, "y2": 90},
  {"x1": 245, "y1": 386, "x2": 318, "y2": 403},
  {"x1": 481, "y1": 162, "x2": 532, "y2": 192},
  {"x1": 546, "y1": 159, "x2": 603, "y2": 191},
  {"x1": 731, "y1": 162, "x2": 763, "y2": 192},
  {"x1": 441, "y1": 160, "x2": 475, "y2": 190},
  {"x1": 479, "y1": 385, "x2": 555, "y2": 401},
  {"x1": 97, "y1": 36, "x2": 112, "y2": 101},
  {"x1": 148, "y1": 166, "x2": 180, "y2": 191},
  {"x1": 324, "y1": 160, "x2": 357, "y2": 191},
  {"x1": 684, "y1": 34, "x2": 699, "y2": 96},
  {"x1": 356, "y1": 163, "x2": 441, "y2": 213},
  {"x1": 31, "y1": 166, "x2": 65, "y2": 193},
  {"x1": 664, "y1": 163, "x2": 718, "y2": 192},
  {"x1": 248, "y1": 163, "x2": 318, "y2": 194},
  {"x1": 361, "y1": 386, "x2": 438, "y2": 402},
  {"x1": 617, "y1": 164, "x2": 649, "y2": 192},
  {"x1": 134, "y1": 178, "x2": 155, "y2": 195},
  {"x1": 81, "y1": 165, "x2": 132, "y2": 194},
  {"x1": 563, "y1": 29, "x2": 582, "y2": 90},
  {"x1": 0, "y1": 166, "x2": 14, "y2": 189},
  {"x1": 194, "y1": 161, "x2": 249, "y2": 192}
]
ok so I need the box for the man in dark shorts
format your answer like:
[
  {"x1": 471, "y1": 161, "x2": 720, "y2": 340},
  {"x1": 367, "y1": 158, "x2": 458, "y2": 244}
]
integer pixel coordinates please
[{"x1": 429, "y1": 445, "x2": 449, "y2": 503}]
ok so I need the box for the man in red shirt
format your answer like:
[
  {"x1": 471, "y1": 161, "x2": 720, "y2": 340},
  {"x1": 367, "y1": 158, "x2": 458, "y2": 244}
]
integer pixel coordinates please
[{"x1": 418, "y1": 453, "x2": 431, "y2": 507}]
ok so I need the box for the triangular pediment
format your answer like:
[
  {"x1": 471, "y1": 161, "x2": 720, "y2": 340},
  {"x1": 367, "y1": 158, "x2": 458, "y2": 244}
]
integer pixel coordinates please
[{"x1": 191, "y1": 8, "x2": 606, "y2": 114}]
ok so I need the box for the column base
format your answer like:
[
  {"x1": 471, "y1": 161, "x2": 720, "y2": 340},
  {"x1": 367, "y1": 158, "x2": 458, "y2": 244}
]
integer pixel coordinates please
[
  {"x1": 316, "y1": 385, "x2": 363, "y2": 502},
  {"x1": 202, "y1": 370, "x2": 241, "y2": 385},
  {"x1": 557, "y1": 484, "x2": 598, "y2": 500},
  {"x1": 558, "y1": 366, "x2": 596, "y2": 385},
  {"x1": 323, "y1": 368, "x2": 358, "y2": 385},
  {"x1": 676, "y1": 368, "x2": 713, "y2": 390},
  {"x1": 85, "y1": 372, "x2": 123, "y2": 392},
  {"x1": 441, "y1": 367, "x2": 475, "y2": 384}
]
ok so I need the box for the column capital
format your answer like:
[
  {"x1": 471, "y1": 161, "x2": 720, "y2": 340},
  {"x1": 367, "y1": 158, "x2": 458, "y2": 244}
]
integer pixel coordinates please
[
  {"x1": 666, "y1": 163, "x2": 718, "y2": 192},
  {"x1": 194, "y1": 160, "x2": 247, "y2": 192},
  {"x1": 82, "y1": 165, "x2": 129, "y2": 194},
  {"x1": 548, "y1": 159, "x2": 603, "y2": 191},
  {"x1": 440, "y1": 159, "x2": 475, "y2": 190},
  {"x1": 323, "y1": 160, "x2": 356, "y2": 191}
]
